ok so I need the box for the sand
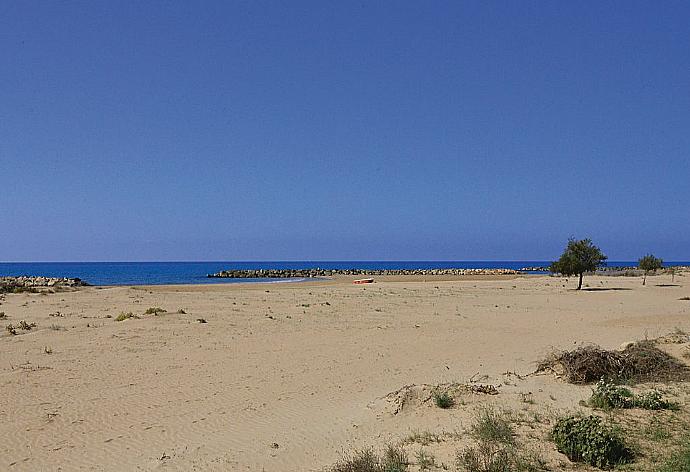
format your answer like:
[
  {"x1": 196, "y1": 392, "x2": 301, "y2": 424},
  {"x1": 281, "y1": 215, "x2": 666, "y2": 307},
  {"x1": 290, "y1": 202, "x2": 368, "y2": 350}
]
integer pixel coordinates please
[{"x1": 1, "y1": 273, "x2": 689, "y2": 471}]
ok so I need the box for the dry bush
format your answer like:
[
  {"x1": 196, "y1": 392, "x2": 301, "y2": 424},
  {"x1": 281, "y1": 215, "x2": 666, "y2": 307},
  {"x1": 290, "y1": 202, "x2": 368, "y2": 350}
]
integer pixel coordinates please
[{"x1": 538, "y1": 341, "x2": 688, "y2": 384}]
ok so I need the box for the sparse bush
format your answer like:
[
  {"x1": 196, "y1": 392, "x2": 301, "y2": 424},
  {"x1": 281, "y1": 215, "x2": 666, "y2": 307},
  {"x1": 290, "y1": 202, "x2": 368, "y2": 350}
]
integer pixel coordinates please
[
  {"x1": 331, "y1": 446, "x2": 408, "y2": 472},
  {"x1": 144, "y1": 307, "x2": 167, "y2": 315},
  {"x1": 18, "y1": 320, "x2": 36, "y2": 330},
  {"x1": 383, "y1": 445, "x2": 408, "y2": 472},
  {"x1": 457, "y1": 438, "x2": 547, "y2": 472},
  {"x1": 414, "y1": 450, "x2": 435, "y2": 470},
  {"x1": 176, "y1": 308, "x2": 186, "y2": 314},
  {"x1": 457, "y1": 440, "x2": 511, "y2": 472},
  {"x1": 6, "y1": 324, "x2": 17, "y2": 335},
  {"x1": 471, "y1": 408, "x2": 514, "y2": 445},
  {"x1": 115, "y1": 312, "x2": 136, "y2": 322},
  {"x1": 0, "y1": 312, "x2": 6, "y2": 319},
  {"x1": 332, "y1": 449, "x2": 380, "y2": 472},
  {"x1": 433, "y1": 390, "x2": 454, "y2": 409},
  {"x1": 551, "y1": 415, "x2": 632, "y2": 469}
]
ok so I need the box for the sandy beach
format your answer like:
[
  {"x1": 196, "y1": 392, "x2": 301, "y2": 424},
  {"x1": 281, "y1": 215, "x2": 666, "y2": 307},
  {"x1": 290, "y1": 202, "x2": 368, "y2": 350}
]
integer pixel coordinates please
[{"x1": 2, "y1": 273, "x2": 689, "y2": 471}]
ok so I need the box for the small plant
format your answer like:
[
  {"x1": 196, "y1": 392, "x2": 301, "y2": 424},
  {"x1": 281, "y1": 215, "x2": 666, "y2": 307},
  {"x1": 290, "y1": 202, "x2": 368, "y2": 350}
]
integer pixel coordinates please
[
  {"x1": 44, "y1": 346, "x2": 53, "y2": 354},
  {"x1": 587, "y1": 379, "x2": 674, "y2": 410},
  {"x1": 403, "y1": 430, "x2": 443, "y2": 446},
  {"x1": 471, "y1": 407, "x2": 514, "y2": 445},
  {"x1": 457, "y1": 439, "x2": 546, "y2": 472},
  {"x1": 0, "y1": 312, "x2": 6, "y2": 319},
  {"x1": 588, "y1": 379, "x2": 634, "y2": 409},
  {"x1": 115, "y1": 312, "x2": 136, "y2": 322},
  {"x1": 176, "y1": 308, "x2": 186, "y2": 314},
  {"x1": 457, "y1": 440, "x2": 511, "y2": 472},
  {"x1": 144, "y1": 307, "x2": 167, "y2": 315},
  {"x1": 331, "y1": 446, "x2": 408, "y2": 472},
  {"x1": 382, "y1": 445, "x2": 408, "y2": 472},
  {"x1": 414, "y1": 449, "x2": 436, "y2": 470},
  {"x1": 433, "y1": 390, "x2": 454, "y2": 409},
  {"x1": 196, "y1": 318, "x2": 207, "y2": 323},
  {"x1": 6, "y1": 324, "x2": 17, "y2": 335},
  {"x1": 551, "y1": 415, "x2": 632, "y2": 469},
  {"x1": 18, "y1": 320, "x2": 36, "y2": 330},
  {"x1": 634, "y1": 389, "x2": 674, "y2": 410},
  {"x1": 332, "y1": 448, "x2": 379, "y2": 472}
]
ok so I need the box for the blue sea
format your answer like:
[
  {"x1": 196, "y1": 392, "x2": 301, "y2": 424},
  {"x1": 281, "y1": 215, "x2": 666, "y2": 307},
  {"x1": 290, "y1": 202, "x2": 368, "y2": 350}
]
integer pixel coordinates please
[{"x1": 0, "y1": 261, "x2": 687, "y2": 286}]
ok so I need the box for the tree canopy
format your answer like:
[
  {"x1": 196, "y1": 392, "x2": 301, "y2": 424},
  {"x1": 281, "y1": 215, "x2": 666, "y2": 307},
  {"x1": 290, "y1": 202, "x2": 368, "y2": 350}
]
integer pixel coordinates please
[
  {"x1": 550, "y1": 238, "x2": 608, "y2": 290},
  {"x1": 638, "y1": 254, "x2": 663, "y2": 285}
]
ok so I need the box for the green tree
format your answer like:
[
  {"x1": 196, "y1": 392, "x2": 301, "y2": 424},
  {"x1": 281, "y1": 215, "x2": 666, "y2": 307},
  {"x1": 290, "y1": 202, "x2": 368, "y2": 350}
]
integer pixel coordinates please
[
  {"x1": 550, "y1": 238, "x2": 608, "y2": 290},
  {"x1": 638, "y1": 254, "x2": 663, "y2": 286}
]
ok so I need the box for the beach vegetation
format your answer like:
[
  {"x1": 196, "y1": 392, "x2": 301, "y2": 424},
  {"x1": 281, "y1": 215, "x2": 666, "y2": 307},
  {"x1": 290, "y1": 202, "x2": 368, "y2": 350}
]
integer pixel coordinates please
[
  {"x1": 638, "y1": 254, "x2": 663, "y2": 285},
  {"x1": 471, "y1": 407, "x2": 514, "y2": 444},
  {"x1": 432, "y1": 390, "x2": 454, "y2": 409},
  {"x1": 144, "y1": 307, "x2": 167, "y2": 315},
  {"x1": 551, "y1": 415, "x2": 632, "y2": 469},
  {"x1": 0, "y1": 311, "x2": 6, "y2": 319},
  {"x1": 414, "y1": 449, "x2": 435, "y2": 470},
  {"x1": 18, "y1": 320, "x2": 36, "y2": 330},
  {"x1": 331, "y1": 445, "x2": 408, "y2": 472},
  {"x1": 550, "y1": 238, "x2": 607, "y2": 290},
  {"x1": 537, "y1": 341, "x2": 687, "y2": 384},
  {"x1": 115, "y1": 312, "x2": 136, "y2": 322},
  {"x1": 457, "y1": 441, "x2": 547, "y2": 472},
  {"x1": 658, "y1": 438, "x2": 690, "y2": 472},
  {"x1": 458, "y1": 410, "x2": 546, "y2": 472},
  {"x1": 587, "y1": 379, "x2": 674, "y2": 410}
]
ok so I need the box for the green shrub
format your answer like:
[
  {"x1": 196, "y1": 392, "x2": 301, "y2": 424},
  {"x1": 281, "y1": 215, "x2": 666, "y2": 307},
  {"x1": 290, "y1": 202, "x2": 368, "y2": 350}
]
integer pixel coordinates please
[
  {"x1": 433, "y1": 390, "x2": 454, "y2": 409},
  {"x1": 588, "y1": 379, "x2": 634, "y2": 409},
  {"x1": 552, "y1": 415, "x2": 632, "y2": 469},
  {"x1": 634, "y1": 390, "x2": 674, "y2": 410},
  {"x1": 588, "y1": 379, "x2": 674, "y2": 410}
]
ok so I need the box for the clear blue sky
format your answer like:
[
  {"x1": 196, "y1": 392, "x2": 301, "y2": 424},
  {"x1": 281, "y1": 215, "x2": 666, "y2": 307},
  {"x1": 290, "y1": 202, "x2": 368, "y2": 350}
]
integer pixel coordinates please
[{"x1": 2, "y1": 1, "x2": 689, "y2": 262}]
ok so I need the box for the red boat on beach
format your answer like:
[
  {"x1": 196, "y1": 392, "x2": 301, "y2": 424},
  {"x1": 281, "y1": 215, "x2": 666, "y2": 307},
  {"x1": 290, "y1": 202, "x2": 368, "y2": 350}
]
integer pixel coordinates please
[{"x1": 353, "y1": 278, "x2": 374, "y2": 284}]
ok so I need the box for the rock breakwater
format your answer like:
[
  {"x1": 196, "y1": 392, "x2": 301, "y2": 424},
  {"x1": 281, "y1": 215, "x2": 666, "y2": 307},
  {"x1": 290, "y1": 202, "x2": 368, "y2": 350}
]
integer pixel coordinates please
[
  {"x1": 0, "y1": 276, "x2": 89, "y2": 293},
  {"x1": 208, "y1": 268, "x2": 522, "y2": 278}
]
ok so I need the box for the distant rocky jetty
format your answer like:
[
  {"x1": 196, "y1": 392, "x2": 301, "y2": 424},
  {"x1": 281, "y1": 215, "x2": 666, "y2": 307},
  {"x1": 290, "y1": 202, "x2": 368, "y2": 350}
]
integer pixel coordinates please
[
  {"x1": 0, "y1": 276, "x2": 88, "y2": 293},
  {"x1": 208, "y1": 268, "x2": 524, "y2": 278}
]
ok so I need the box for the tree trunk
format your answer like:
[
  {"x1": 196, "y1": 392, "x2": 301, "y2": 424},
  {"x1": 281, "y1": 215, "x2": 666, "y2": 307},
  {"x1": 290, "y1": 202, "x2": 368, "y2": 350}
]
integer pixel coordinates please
[
  {"x1": 577, "y1": 272, "x2": 583, "y2": 290},
  {"x1": 643, "y1": 272, "x2": 646, "y2": 285}
]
